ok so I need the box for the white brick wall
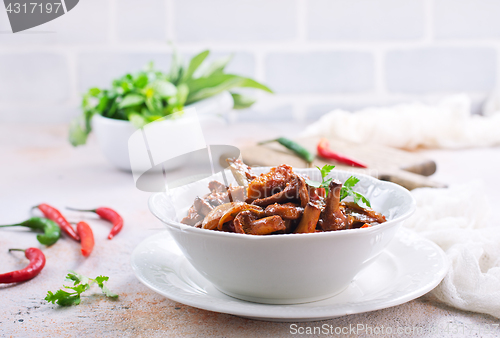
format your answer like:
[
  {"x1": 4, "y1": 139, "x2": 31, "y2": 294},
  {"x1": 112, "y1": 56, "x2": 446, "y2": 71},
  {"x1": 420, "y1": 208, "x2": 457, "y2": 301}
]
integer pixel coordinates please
[
  {"x1": 0, "y1": 0, "x2": 499, "y2": 123},
  {"x1": 307, "y1": 0, "x2": 425, "y2": 41},
  {"x1": 434, "y1": 0, "x2": 500, "y2": 39},
  {"x1": 174, "y1": 0, "x2": 297, "y2": 42},
  {"x1": 265, "y1": 52, "x2": 374, "y2": 93},
  {"x1": 116, "y1": 0, "x2": 167, "y2": 42},
  {"x1": 386, "y1": 48, "x2": 497, "y2": 93}
]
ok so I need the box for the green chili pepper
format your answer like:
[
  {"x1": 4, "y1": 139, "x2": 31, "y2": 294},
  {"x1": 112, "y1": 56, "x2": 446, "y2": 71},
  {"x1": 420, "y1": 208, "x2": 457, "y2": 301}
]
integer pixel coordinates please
[
  {"x1": 259, "y1": 137, "x2": 315, "y2": 164},
  {"x1": 0, "y1": 217, "x2": 61, "y2": 246}
]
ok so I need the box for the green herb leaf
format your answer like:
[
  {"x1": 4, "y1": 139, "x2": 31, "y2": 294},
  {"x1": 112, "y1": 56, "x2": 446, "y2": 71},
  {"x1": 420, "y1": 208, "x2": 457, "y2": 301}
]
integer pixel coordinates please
[
  {"x1": 106, "y1": 101, "x2": 119, "y2": 119},
  {"x1": 304, "y1": 179, "x2": 321, "y2": 188},
  {"x1": 145, "y1": 115, "x2": 164, "y2": 123},
  {"x1": 186, "y1": 75, "x2": 245, "y2": 104},
  {"x1": 66, "y1": 270, "x2": 90, "y2": 286},
  {"x1": 305, "y1": 165, "x2": 336, "y2": 193},
  {"x1": 168, "y1": 47, "x2": 184, "y2": 85},
  {"x1": 64, "y1": 283, "x2": 90, "y2": 294},
  {"x1": 119, "y1": 94, "x2": 144, "y2": 108},
  {"x1": 231, "y1": 93, "x2": 257, "y2": 109},
  {"x1": 198, "y1": 54, "x2": 233, "y2": 78},
  {"x1": 44, "y1": 290, "x2": 60, "y2": 303},
  {"x1": 353, "y1": 192, "x2": 371, "y2": 208},
  {"x1": 96, "y1": 96, "x2": 109, "y2": 113},
  {"x1": 343, "y1": 176, "x2": 360, "y2": 189},
  {"x1": 88, "y1": 87, "x2": 101, "y2": 97},
  {"x1": 128, "y1": 113, "x2": 148, "y2": 128},
  {"x1": 100, "y1": 284, "x2": 119, "y2": 298},
  {"x1": 46, "y1": 271, "x2": 118, "y2": 306},
  {"x1": 45, "y1": 290, "x2": 81, "y2": 306},
  {"x1": 69, "y1": 118, "x2": 89, "y2": 147},
  {"x1": 94, "y1": 275, "x2": 109, "y2": 287},
  {"x1": 340, "y1": 176, "x2": 371, "y2": 207},
  {"x1": 95, "y1": 276, "x2": 118, "y2": 298},
  {"x1": 176, "y1": 83, "x2": 189, "y2": 107},
  {"x1": 186, "y1": 73, "x2": 239, "y2": 95},
  {"x1": 238, "y1": 77, "x2": 274, "y2": 93},
  {"x1": 318, "y1": 165, "x2": 336, "y2": 180},
  {"x1": 149, "y1": 80, "x2": 177, "y2": 98},
  {"x1": 145, "y1": 96, "x2": 163, "y2": 115},
  {"x1": 181, "y1": 50, "x2": 210, "y2": 83},
  {"x1": 134, "y1": 74, "x2": 149, "y2": 89}
]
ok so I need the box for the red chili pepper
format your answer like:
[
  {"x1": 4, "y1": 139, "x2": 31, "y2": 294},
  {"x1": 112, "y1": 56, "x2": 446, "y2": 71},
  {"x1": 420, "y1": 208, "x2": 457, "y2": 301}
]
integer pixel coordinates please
[
  {"x1": 0, "y1": 248, "x2": 46, "y2": 284},
  {"x1": 317, "y1": 138, "x2": 368, "y2": 168},
  {"x1": 76, "y1": 222, "x2": 95, "y2": 257},
  {"x1": 67, "y1": 207, "x2": 123, "y2": 240},
  {"x1": 35, "y1": 203, "x2": 80, "y2": 242}
]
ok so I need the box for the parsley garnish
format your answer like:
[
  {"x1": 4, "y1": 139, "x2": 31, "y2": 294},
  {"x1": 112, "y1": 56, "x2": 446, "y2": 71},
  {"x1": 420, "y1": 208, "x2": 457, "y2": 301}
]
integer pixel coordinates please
[
  {"x1": 45, "y1": 270, "x2": 118, "y2": 306},
  {"x1": 340, "y1": 176, "x2": 371, "y2": 208},
  {"x1": 305, "y1": 165, "x2": 371, "y2": 207},
  {"x1": 305, "y1": 164, "x2": 335, "y2": 191}
]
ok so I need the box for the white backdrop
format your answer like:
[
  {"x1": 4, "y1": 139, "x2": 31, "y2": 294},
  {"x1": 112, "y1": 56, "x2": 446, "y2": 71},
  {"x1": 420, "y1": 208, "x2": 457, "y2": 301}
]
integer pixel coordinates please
[{"x1": 0, "y1": 0, "x2": 499, "y2": 123}]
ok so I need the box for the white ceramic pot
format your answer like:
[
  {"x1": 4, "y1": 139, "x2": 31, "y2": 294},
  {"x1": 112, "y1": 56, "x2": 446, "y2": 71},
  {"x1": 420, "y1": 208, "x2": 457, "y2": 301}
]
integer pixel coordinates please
[
  {"x1": 91, "y1": 91, "x2": 234, "y2": 171},
  {"x1": 148, "y1": 168, "x2": 416, "y2": 304}
]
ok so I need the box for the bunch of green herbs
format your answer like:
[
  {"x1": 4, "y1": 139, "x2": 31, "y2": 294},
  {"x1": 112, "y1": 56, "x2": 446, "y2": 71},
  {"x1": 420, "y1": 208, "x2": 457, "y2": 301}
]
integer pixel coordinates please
[
  {"x1": 45, "y1": 270, "x2": 118, "y2": 306},
  {"x1": 69, "y1": 50, "x2": 273, "y2": 146}
]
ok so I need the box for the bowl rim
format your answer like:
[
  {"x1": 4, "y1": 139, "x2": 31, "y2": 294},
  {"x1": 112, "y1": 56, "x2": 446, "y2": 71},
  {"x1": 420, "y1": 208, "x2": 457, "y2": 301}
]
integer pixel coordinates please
[{"x1": 148, "y1": 168, "x2": 417, "y2": 240}]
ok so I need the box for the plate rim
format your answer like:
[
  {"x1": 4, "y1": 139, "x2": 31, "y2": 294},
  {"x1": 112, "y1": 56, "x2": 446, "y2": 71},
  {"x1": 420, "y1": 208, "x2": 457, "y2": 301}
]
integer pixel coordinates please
[{"x1": 131, "y1": 228, "x2": 449, "y2": 321}]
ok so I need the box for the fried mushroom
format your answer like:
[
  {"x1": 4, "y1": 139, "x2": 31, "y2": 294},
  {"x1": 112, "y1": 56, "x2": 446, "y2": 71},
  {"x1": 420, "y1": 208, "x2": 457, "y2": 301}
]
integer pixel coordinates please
[
  {"x1": 318, "y1": 180, "x2": 347, "y2": 231},
  {"x1": 233, "y1": 211, "x2": 286, "y2": 235},
  {"x1": 294, "y1": 202, "x2": 322, "y2": 233},
  {"x1": 217, "y1": 202, "x2": 264, "y2": 230},
  {"x1": 247, "y1": 164, "x2": 295, "y2": 201},
  {"x1": 202, "y1": 203, "x2": 236, "y2": 230},
  {"x1": 264, "y1": 203, "x2": 303, "y2": 220},
  {"x1": 251, "y1": 175, "x2": 309, "y2": 208}
]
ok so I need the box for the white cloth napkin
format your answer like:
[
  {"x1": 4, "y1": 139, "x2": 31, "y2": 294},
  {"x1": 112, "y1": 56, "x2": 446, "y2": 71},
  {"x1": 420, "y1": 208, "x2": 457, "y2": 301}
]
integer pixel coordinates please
[
  {"x1": 302, "y1": 95, "x2": 500, "y2": 150},
  {"x1": 405, "y1": 182, "x2": 500, "y2": 318}
]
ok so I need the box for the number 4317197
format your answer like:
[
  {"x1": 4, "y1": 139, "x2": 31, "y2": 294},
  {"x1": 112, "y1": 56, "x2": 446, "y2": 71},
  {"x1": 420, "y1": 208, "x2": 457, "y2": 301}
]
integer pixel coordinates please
[{"x1": 6, "y1": 2, "x2": 62, "y2": 14}]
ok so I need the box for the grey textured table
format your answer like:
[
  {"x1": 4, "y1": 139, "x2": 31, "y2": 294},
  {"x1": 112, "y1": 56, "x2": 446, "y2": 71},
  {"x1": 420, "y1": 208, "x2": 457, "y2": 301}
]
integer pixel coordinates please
[{"x1": 1, "y1": 122, "x2": 499, "y2": 337}]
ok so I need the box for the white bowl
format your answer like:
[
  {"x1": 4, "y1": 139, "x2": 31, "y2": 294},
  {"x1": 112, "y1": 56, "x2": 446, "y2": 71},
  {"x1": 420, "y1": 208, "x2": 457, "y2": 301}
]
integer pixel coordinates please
[
  {"x1": 92, "y1": 114, "x2": 136, "y2": 171},
  {"x1": 148, "y1": 168, "x2": 416, "y2": 304},
  {"x1": 92, "y1": 114, "x2": 188, "y2": 174},
  {"x1": 91, "y1": 91, "x2": 234, "y2": 171}
]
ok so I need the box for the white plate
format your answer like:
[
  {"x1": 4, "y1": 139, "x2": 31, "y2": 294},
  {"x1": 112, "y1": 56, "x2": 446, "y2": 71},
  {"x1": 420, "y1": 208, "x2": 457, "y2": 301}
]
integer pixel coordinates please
[{"x1": 131, "y1": 228, "x2": 448, "y2": 322}]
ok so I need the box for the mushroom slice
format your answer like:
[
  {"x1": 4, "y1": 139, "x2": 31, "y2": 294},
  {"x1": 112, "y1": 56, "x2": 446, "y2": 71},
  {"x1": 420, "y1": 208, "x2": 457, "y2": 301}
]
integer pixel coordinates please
[
  {"x1": 247, "y1": 164, "x2": 294, "y2": 201},
  {"x1": 208, "y1": 180, "x2": 227, "y2": 193},
  {"x1": 202, "y1": 203, "x2": 236, "y2": 230},
  {"x1": 227, "y1": 185, "x2": 247, "y2": 203},
  {"x1": 344, "y1": 202, "x2": 386, "y2": 224},
  {"x1": 226, "y1": 158, "x2": 256, "y2": 187},
  {"x1": 249, "y1": 216, "x2": 286, "y2": 235},
  {"x1": 193, "y1": 196, "x2": 213, "y2": 217},
  {"x1": 296, "y1": 175, "x2": 309, "y2": 207},
  {"x1": 234, "y1": 211, "x2": 286, "y2": 235},
  {"x1": 264, "y1": 203, "x2": 303, "y2": 220},
  {"x1": 181, "y1": 206, "x2": 204, "y2": 226},
  {"x1": 218, "y1": 202, "x2": 264, "y2": 230},
  {"x1": 294, "y1": 202, "x2": 322, "y2": 233},
  {"x1": 205, "y1": 192, "x2": 229, "y2": 207},
  {"x1": 252, "y1": 175, "x2": 309, "y2": 208},
  {"x1": 319, "y1": 180, "x2": 348, "y2": 231},
  {"x1": 233, "y1": 210, "x2": 257, "y2": 234}
]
